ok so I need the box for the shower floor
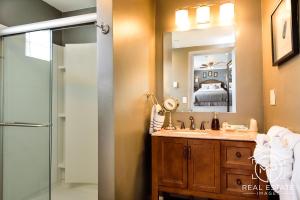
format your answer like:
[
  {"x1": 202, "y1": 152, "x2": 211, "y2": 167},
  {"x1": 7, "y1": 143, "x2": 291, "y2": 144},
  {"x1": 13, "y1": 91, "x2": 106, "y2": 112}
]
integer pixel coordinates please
[{"x1": 31, "y1": 183, "x2": 98, "y2": 200}]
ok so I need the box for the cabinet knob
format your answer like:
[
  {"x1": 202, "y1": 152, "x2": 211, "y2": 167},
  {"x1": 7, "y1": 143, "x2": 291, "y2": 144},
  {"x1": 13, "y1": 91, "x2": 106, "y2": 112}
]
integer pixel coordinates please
[
  {"x1": 236, "y1": 178, "x2": 242, "y2": 185},
  {"x1": 236, "y1": 151, "x2": 242, "y2": 158}
]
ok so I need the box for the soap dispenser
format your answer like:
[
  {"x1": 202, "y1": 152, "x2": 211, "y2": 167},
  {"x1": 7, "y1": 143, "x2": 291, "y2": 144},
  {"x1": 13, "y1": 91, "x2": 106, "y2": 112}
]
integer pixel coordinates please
[{"x1": 211, "y1": 112, "x2": 220, "y2": 130}]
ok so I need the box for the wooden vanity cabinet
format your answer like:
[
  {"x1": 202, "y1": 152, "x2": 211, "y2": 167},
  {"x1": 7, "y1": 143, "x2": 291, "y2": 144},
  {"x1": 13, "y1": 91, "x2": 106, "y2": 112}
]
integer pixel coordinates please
[
  {"x1": 188, "y1": 139, "x2": 220, "y2": 193},
  {"x1": 158, "y1": 137, "x2": 188, "y2": 189},
  {"x1": 152, "y1": 136, "x2": 260, "y2": 200}
]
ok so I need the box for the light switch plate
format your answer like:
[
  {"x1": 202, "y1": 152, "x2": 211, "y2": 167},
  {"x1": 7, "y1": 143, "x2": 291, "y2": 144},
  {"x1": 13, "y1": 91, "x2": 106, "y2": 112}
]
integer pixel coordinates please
[
  {"x1": 182, "y1": 96, "x2": 188, "y2": 104},
  {"x1": 270, "y1": 89, "x2": 276, "y2": 106}
]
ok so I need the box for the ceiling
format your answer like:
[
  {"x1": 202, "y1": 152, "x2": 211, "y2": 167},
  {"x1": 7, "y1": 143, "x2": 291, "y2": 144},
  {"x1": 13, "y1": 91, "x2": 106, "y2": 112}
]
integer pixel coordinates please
[{"x1": 42, "y1": 0, "x2": 96, "y2": 12}]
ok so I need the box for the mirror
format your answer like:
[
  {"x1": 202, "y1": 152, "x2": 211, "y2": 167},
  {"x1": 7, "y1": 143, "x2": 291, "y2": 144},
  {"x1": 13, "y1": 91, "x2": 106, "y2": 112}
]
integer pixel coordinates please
[{"x1": 163, "y1": 26, "x2": 236, "y2": 113}]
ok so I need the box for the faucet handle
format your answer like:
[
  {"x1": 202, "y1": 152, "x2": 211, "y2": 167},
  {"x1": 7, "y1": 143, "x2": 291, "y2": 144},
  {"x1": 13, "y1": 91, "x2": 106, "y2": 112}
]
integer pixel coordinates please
[
  {"x1": 189, "y1": 116, "x2": 195, "y2": 130},
  {"x1": 200, "y1": 121, "x2": 206, "y2": 130},
  {"x1": 177, "y1": 120, "x2": 185, "y2": 129}
]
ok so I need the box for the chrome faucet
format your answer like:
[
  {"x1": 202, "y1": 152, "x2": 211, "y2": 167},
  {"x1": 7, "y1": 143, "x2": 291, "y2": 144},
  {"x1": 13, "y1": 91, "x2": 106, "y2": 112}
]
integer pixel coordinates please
[{"x1": 189, "y1": 116, "x2": 195, "y2": 130}]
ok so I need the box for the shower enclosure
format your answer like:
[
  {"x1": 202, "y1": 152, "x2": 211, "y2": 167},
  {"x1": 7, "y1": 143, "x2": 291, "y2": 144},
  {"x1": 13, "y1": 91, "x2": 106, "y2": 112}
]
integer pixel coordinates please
[
  {"x1": 0, "y1": 14, "x2": 99, "y2": 200},
  {"x1": 0, "y1": 30, "x2": 52, "y2": 200}
]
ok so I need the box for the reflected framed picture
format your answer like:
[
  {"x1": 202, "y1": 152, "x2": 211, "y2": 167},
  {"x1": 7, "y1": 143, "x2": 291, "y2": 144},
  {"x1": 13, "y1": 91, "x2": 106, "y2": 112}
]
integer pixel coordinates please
[
  {"x1": 214, "y1": 72, "x2": 218, "y2": 77},
  {"x1": 208, "y1": 71, "x2": 213, "y2": 77},
  {"x1": 271, "y1": 0, "x2": 299, "y2": 66},
  {"x1": 203, "y1": 72, "x2": 207, "y2": 78}
]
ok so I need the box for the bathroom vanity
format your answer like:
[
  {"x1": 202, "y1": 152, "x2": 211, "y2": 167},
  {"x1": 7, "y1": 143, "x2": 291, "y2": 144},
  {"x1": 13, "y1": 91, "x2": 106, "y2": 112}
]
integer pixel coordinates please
[{"x1": 151, "y1": 130, "x2": 265, "y2": 200}]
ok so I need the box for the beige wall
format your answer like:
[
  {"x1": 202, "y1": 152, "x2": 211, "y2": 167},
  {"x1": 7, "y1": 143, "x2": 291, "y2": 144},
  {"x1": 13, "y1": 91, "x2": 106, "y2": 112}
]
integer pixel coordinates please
[
  {"x1": 261, "y1": 0, "x2": 300, "y2": 132},
  {"x1": 113, "y1": 0, "x2": 155, "y2": 199},
  {"x1": 156, "y1": 0, "x2": 264, "y2": 130}
]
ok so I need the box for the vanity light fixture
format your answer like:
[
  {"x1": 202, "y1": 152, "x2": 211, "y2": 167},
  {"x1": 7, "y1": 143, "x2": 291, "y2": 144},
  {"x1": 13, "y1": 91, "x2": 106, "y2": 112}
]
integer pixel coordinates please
[
  {"x1": 196, "y1": 6, "x2": 210, "y2": 24},
  {"x1": 175, "y1": 9, "x2": 190, "y2": 30},
  {"x1": 219, "y1": 2, "x2": 235, "y2": 24}
]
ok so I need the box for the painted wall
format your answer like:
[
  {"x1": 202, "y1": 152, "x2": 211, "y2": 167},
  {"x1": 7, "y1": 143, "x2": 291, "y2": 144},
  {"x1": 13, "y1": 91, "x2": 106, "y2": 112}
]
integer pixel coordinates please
[
  {"x1": 261, "y1": 0, "x2": 300, "y2": 132},
  {"x1": 0, "y1": 0, "x2": 61, "y2": 26},
  {"x1": 113, "y1": 0, "x2": 155, "y2": 199},
  {"x1": 194, "y1": 69, "x2": 229, "y2": 87},
  {"x1": 0, "y1": 1, "x2": 96, "y2": 46},
  {"x1": 62, "y1": 8, "x2": 97, "y2": 45},
  {"x1": 156, "y1": 0, "x2": 263, "y2": 130}
]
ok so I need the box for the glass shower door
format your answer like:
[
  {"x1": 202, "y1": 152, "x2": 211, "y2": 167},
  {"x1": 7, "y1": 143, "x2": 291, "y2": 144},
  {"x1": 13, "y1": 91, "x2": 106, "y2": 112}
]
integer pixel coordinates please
[{"x1": 0, "y1": 30, "x2": 52, "y2": 200}]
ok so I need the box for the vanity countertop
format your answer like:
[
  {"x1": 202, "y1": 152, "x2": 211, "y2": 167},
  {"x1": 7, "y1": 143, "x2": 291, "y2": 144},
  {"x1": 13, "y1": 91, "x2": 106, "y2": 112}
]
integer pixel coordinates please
[{"x1": 151, "y1": 129, "x2": 260, "y2": 142}]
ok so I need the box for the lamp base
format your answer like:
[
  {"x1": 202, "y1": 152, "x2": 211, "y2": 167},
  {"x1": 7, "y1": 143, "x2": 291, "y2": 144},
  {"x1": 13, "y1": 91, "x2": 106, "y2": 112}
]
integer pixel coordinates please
[
  {"x1": 164, "y1": 125, "x2": 176, "y2": 130},
  {"x1": 164, "y1": 111, "x2": 176, "y2": 130}
]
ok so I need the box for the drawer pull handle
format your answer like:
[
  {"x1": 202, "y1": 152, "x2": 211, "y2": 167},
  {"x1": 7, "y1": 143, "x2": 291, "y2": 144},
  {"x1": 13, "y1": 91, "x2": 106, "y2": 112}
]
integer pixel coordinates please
[
  {"x1": 236, "y1": 152, "x2": 242, "y2": 158},
  {"x1": 188, "y1": 146, "x2": 192, "y2": 160},
  {"x1": 183, "y1": 146, "x2": 188, "y2": 160},
  {"x1": 236, "y1": 179, "x2": 242, "y2": 185}
]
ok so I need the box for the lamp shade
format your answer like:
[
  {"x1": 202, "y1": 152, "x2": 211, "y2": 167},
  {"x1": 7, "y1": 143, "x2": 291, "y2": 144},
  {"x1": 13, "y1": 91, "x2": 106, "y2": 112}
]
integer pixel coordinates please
[
  {"x1": 175, "y1": 9, "x2": 190, "y2": 30},
  {"x1": 196, "y1": 6, "x2": 210, "y2": 24},
  {"x1": 220, "y1": 3, "x2": 235, "y2": 24}
]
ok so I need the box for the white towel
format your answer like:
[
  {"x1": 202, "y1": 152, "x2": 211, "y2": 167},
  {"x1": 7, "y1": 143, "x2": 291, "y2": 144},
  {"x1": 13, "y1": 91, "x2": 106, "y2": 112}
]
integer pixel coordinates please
[
  {"x1": 149, "y1": 104, "x2": 165, "y2": 134},
  {"x1": 291, "y1": 143, "x2": 300, "y2": 199},
  {"x1": 253, "y1": 134, "x2": 270, "y2": 168},
  {"x1": 266, "y1": 126, "x2": 300, "y2": 199}
]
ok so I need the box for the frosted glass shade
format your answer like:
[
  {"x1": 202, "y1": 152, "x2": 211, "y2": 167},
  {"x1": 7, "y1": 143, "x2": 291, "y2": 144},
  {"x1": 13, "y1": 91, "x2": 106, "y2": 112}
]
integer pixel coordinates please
[
  {"x1": 175, "y1": 9, "x2": 190, "y2": 30},
  {"x1": 196, "y1": 6, "x2": 210, "y2": 24},
  {"x1": 220, "y1": 3, "x2": 235, "y2": 24}
]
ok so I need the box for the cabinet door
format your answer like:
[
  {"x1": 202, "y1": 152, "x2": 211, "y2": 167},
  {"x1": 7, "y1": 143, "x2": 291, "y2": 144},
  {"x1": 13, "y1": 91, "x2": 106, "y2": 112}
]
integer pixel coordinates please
[
  {"x1": 188, "y1": 139, "x2": 220, "y2": 193},
  {"x1": 158, "y1": 137, "x2": 188, "y2": 189}
]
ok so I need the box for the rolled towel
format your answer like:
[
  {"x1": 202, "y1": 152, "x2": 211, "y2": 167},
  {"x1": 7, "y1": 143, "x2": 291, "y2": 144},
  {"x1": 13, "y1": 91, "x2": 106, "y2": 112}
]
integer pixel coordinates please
[
  {"x1": 253, "y1": 134, "x2": 270, "y2": 168},
  {"x1": 266, "y1": 126, "x2": 300, "y2": 199},
  {"x1": 149, "y1": 104, "x2": 165, "y2": 134},
  {"x1": 268, "y1": 136, "x2": 294, "y2": 193},
  {"x1": 291, "y1": 143, "x2": 300, "y2": 200}
]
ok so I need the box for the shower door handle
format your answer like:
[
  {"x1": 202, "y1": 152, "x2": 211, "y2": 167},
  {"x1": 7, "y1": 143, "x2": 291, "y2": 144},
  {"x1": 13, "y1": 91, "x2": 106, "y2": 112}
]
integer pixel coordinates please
[{"x1": 0, "y1": 122, "x2": 51, "y2": 128}]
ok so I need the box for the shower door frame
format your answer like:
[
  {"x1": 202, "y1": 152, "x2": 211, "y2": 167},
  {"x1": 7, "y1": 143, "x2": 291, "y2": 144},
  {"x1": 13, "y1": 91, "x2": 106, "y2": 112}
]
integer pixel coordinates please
[{"x1": 0, "y1": 13, "x2": 97, "y2": 200}]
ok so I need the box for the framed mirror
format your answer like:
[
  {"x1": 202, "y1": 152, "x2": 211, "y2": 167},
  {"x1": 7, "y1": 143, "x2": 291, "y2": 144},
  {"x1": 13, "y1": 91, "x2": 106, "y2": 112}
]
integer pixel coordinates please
[{"x1": 163, "y1": 26, "x2": 236, "y2": 113}]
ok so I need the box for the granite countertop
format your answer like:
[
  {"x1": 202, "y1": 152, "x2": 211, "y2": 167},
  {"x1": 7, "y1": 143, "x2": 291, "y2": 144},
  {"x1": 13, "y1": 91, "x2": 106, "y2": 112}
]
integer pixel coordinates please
[{"x1": 151, "y1": 129, "x2": 261, "y2": 142}]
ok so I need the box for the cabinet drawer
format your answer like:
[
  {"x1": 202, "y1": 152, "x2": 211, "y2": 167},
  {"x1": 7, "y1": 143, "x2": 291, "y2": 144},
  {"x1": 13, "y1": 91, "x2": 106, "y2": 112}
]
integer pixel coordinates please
[
  {"x1": 221, "y1": 141, "x2": 255, "y2": 170},
  {"x1": 221, "y1": 168, "x2": 258, "y2": 197}
]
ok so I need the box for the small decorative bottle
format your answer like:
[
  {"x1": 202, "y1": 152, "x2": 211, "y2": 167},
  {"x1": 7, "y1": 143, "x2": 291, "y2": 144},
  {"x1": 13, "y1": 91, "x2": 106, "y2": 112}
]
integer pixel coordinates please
[{"x1": 211, "y1": 112, "x2": 220, "y2": 130}]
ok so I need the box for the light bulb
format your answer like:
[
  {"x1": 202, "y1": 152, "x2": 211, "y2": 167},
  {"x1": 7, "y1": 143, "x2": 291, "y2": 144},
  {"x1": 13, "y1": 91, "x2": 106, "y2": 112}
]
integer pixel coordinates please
[
  {"x1": 175, "y1": 9, "x2": 190, "y2": 30},
  {"x1": 220, "y1": 3, "x2": 235, "y2": 25},
  {"x1": 196, "y1": 6, "x2": 210, "y2": 24}
]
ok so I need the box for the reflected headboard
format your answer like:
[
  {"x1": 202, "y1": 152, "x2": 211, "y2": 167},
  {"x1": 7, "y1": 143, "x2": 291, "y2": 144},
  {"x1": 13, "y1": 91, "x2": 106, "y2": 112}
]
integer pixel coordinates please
[{"x1": 199, "y1": 79, "x2": 227, "y2": 89}]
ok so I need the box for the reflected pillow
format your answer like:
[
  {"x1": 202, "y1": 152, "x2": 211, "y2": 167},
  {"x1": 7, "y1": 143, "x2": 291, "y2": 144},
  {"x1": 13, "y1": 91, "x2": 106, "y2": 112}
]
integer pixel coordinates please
[
  {"x1": 201, "y1": 83, "x2": 221, "y2": 90},
  {"x1": 201, "y1": 84, "x2": 211, "y2": 90}
]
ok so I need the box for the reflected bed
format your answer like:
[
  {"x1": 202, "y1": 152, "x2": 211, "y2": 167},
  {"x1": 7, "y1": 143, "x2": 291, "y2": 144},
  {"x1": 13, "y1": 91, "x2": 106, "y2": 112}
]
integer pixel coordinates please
[{"x1": 193, "y1": 80, "x2": 231, "y2": 107}]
